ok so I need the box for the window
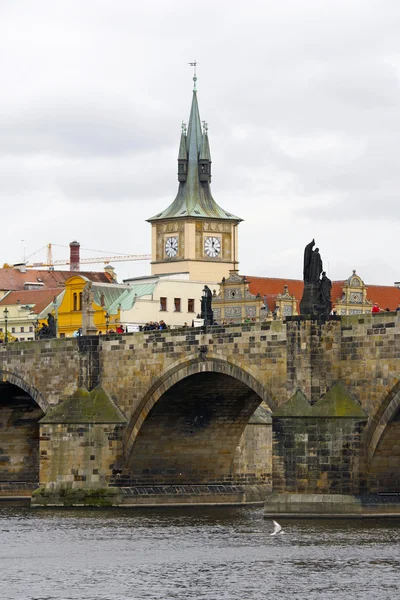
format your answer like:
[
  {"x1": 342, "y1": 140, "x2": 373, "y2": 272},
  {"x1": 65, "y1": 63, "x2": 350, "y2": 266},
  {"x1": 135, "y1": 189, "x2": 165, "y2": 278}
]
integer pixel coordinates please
[
  {"x1": 174, "y1": 298, "x2": 181, "y2": 312},
  {"x1": 11, "y1": 327, "x2": 15, "y2": 333},
  {"x1": 188, "y1": 298, "x2": 195, "y2": 313},
  {"x1": 73, "y1": 293, "x2": 78, "y2": 311},
  {"x1": 79, "y1": 292, "x2": 82, "y2": 311},
  {"x1": 160, "y1": 297, "x2": 167, "y2": 311},
  {"x1": 21, "y1": 327, "x2": 24, "y2": 332},
  {"x1": 0, "y1": 328, "x2": 2, "y2": 332},
  {"x1": 29, "y1": 326, "x2": 33, "y2": 332}
]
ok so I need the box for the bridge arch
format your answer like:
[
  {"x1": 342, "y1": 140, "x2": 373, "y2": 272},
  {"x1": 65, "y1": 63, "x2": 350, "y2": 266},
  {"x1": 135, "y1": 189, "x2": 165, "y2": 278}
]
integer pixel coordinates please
[
  {"x1": 124, "y1": 355, "x2": 275, "y2": 484},
  {"x1": 365, "y1": 378, "x2": 400, "y2": 493},
  {"x1": 366, "y1": 378, "x2": 400, "y2": 463},
  {"x1": 0, "y1": 370, "x2": 49, "y2": 413},
  {"x1": 0, "y1": 369, "x2": 48, "y2": 487}
]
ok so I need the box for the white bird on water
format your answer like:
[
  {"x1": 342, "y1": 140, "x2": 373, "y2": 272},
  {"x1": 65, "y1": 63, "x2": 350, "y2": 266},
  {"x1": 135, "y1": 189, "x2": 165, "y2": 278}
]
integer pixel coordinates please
[{"x1": 270, "y1": 520, "x2": 284, "y2": 536}]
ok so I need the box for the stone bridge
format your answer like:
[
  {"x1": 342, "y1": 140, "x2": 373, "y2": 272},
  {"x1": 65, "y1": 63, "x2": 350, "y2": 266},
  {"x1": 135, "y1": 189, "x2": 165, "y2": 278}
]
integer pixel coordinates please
[{"x1": 0, "y1": 313, "x2": 399, "y2": 513}]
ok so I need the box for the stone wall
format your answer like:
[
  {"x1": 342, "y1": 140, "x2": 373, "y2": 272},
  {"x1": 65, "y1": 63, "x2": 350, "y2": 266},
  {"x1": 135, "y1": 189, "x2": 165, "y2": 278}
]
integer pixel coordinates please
[
  {"x1": 271, "y1": 385, "x2": 368, "y2": 496},
  {"x1": 272, "y1": 417, "x2": 366, "y2": 495},
  {"x1": 39, "y1": 423, "x2": 125, "y2": 489}
]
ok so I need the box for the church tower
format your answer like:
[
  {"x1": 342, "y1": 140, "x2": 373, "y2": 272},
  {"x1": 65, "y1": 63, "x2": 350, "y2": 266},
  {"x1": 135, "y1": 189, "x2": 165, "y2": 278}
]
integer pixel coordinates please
[{"x1": 147, "y1": 70, "x2": 242, "y2": 282}]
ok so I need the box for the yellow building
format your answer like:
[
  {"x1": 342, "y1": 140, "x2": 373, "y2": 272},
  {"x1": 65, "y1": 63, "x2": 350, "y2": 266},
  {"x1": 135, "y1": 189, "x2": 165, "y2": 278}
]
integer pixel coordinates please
[{"x1": 57, "y1": 275, "x2": 124, "y2": 337}]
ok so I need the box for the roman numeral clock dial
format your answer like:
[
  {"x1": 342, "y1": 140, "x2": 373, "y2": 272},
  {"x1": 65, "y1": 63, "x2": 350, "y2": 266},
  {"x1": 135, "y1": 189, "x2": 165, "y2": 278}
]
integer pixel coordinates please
[
  {"x1": 165, "y1": 236, "x2": 178, "y2": 258},
  {"x1": 204, "y1": 236, "x2": 221, "y2": 258}
]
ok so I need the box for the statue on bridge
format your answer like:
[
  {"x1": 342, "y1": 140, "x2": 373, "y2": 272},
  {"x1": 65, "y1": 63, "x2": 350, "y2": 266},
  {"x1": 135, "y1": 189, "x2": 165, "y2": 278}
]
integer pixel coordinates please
[
  {"x1": 300, "y1": 240, "x2": 332, "y2": 317},
  {"x1": 201, "y1": 285, "x2": 214, "y2": 326},
  {"x1": 38, "y1": 313, "x2": 57, "y2": 339},
  {"x1": 303, "y1": 239, "x2": 323, "y2": 284},
  {"x1": 81, "y1": 281, "x2": 97, "y2": 335}
]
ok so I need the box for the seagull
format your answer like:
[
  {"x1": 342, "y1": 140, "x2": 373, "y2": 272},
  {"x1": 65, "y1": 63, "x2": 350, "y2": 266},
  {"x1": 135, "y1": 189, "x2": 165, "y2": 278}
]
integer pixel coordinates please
[{"x1": 270, "y1": 520, "x2": 284, "y2": 536}]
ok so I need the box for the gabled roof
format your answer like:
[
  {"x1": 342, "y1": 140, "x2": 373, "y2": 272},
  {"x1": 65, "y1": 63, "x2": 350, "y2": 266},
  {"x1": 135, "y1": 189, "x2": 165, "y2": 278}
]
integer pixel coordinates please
[
  {"x1": 0, "y1": 268, "x2": 113, "y2": 292},
  {"x1": 0, "y1": 288, "x2": 65, "y2": 315},
  {"x1": 148, "y1": 89, "x2": 241, "y2": 223},
  {"x1": 245, "y1": 276, "x2": 400, "y2": 312}
]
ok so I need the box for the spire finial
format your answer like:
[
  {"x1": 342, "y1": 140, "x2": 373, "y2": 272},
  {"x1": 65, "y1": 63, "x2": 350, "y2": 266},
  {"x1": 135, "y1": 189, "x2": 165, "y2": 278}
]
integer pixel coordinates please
[
  {"x1": 202, "y1": 120, "x2": 208, "y2": 134},
  {"x1": 181, "y1": 121, "x2": 187, "y2": 135},
  {"x1": 189, "y1": 60, "x2": 198, "y2": 91}
]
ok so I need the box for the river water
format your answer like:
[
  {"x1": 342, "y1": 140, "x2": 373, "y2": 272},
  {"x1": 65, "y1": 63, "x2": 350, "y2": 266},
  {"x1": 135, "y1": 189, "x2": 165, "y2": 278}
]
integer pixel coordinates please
[{"x1": 0, "y1": 506, "x2": 398, "y2": 600}]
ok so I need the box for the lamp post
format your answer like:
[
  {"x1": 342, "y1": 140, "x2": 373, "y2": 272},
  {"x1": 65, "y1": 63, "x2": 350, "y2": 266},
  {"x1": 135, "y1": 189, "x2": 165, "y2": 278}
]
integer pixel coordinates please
[
  {"x1": 3, "y1": 307, "x2": 9, "y2": 343},
  {"x1": 53, "y1": 296, "x2": 59, "y2": 338},
  {"x1": 34, "y1": 319, "x2": 39, "y2": 341},
  {"x1": 105, "y1": 311, "x2": 110, "y2": 333}
]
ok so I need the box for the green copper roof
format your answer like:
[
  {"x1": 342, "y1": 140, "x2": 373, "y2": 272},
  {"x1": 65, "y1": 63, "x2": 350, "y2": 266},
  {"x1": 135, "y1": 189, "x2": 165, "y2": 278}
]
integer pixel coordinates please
[
  {"x1": 92, "y1": 282, "x2": 156, "y2": 316},
  {"x1": 148, "y1": 90, "x2": 242, "y2": 222}
]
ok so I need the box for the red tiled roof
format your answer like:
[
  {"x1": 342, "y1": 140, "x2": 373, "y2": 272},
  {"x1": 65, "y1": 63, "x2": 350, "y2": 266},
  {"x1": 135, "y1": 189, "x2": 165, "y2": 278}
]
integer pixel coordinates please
[
  {"x1": 365, "y1": 285, "x2": 400, "y2": 311},
  {"x1": 0, "y1": 268, "x2": 113, "y2": 292},
  {"x1": 246, "y1": 276, "x2": 400, "y2": 312},
  {"x1": 0, "y1": 288, "x2": 64, "y2": 315}
]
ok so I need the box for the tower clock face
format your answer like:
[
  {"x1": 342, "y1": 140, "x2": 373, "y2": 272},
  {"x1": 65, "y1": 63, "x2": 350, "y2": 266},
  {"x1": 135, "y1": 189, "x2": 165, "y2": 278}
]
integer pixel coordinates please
[
  {"x1": 204, "y1": 236, "x2": 221, "y2": 258},
  {"x1": 165, "y1": 236, "x2": 178, "y2": 258}
]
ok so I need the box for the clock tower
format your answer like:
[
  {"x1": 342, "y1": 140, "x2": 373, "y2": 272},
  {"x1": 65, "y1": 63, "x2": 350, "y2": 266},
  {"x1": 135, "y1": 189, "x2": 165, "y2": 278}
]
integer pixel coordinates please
[{"x1": 147, "y1": 73, "x2": 242, "y2": 282}]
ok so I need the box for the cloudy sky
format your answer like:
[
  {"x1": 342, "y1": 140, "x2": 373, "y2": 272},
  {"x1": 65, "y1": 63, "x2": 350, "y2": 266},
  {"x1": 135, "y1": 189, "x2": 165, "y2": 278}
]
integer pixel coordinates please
[{"x1": 1, "y1": 0, "x2": 400, "y2": 285}]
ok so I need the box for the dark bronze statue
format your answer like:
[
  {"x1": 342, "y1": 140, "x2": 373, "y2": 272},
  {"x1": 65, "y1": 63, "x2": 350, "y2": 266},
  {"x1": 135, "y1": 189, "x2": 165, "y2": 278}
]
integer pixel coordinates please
[
  {"x1": 38, "y1": 313, "x2": 57, "y2": 339},
  {"x1": 303, "y1": 239, "x2": 323, "y2": 284},
  {"x1": 200, "y1": 285, "x2": 214, "y2": 326},
  {"x1": 300, "y1": 241, "x2": 332, "y2": 317},
  {"x1": 320, "y1": 272, "x2": 332, "y2": 305},
  {"x1": 47, "y1": 313, "x2": 56, "y2": 337}
]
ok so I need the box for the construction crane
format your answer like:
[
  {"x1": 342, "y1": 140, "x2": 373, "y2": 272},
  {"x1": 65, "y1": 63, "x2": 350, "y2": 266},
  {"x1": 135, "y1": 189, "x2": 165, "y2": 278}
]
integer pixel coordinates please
[{"x1": 24, "y1": 243, "x2": 151, "y2": 269}]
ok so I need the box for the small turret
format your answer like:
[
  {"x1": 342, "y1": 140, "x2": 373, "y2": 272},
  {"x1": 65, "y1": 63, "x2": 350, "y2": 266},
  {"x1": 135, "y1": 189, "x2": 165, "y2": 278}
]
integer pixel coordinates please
[
  {"x1": 177, "y1": 122, "x2": 188, "y2": 182},
  {"x1": 199, "y1": 121, "x2": 211, "y2": 183}
]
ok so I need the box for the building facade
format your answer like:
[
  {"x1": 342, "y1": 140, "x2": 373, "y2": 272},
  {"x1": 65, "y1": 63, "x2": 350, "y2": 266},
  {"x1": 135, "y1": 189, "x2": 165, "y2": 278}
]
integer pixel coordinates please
[{"x1": 212, "y1": 270, "x2": 400, "y2": 322}]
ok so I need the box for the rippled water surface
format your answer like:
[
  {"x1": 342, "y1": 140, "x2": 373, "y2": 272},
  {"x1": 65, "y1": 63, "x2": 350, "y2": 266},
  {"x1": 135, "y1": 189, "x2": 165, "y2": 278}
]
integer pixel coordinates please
[{"x1": 0, "y1": 506, "x2": 399, "y2": 600}]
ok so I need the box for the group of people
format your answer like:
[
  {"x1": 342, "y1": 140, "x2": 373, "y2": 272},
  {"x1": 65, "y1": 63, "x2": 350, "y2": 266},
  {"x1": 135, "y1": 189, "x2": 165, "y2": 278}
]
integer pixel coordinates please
[
  {"x1": 372, "y1": 303, "x2": 400, "y2": 313},
  {"x1": 142, "y1": 320, "x2": 168, "y2": 331}
]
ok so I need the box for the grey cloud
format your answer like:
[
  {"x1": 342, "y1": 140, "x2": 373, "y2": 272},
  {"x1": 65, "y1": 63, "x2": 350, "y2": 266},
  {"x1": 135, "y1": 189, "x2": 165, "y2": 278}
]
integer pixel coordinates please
[{"x1": 1, "y1": 0, "x2": 400, "y2": 285}]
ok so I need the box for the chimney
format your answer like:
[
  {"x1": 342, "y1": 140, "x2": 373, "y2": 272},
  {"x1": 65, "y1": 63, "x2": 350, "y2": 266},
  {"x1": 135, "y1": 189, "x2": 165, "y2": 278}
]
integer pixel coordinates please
[
  {"x1": 104, "y1": 265, "x2": 117, "y2": 282},
  {"x1": 69, "y1": 241, "x2": 80, "y2": 271}
]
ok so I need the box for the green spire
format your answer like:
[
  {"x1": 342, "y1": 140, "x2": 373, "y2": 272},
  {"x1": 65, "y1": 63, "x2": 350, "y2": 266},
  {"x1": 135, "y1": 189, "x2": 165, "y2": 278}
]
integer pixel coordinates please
[{"x1": 148, "y1": 80, "x2": 241, "y2": 223}]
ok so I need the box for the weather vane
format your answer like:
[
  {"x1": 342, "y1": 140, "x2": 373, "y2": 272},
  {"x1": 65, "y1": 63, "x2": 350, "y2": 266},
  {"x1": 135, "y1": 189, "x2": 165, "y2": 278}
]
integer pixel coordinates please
[{"x1": 189, "y1": 60, "x2": 198, "y2": 91}]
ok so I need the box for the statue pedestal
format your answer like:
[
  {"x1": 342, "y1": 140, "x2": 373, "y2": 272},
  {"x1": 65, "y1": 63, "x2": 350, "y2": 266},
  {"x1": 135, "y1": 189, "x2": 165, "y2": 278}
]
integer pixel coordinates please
[
  {"x1": 82, "y1": 308, "x2": 97, "y2": 335},
  {"x1": 300, "y1": 282, "x2": 320, "y2": 315}
]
